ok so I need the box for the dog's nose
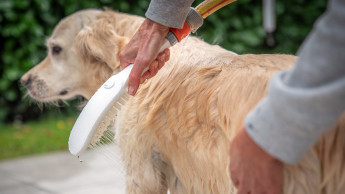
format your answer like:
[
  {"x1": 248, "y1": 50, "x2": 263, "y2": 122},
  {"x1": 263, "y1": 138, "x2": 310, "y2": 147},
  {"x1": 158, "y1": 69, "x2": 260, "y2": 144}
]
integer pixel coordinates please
[{"x1": 20, "y1": 75, "x2": 32, "y2": 88}]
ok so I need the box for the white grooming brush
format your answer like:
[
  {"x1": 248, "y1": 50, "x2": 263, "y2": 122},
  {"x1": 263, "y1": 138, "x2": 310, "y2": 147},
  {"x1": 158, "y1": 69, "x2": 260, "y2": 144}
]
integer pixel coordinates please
[
  {"x1": 68, "y1": 0, "x2": 236, "y2": 158},
  {"x1": 68, "y1": 65, "x2": 132, "y2": 156}
]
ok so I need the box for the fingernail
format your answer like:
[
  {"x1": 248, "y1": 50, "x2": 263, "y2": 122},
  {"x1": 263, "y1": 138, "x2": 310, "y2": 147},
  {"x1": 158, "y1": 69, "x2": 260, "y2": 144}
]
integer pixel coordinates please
[
  {"x1": 128, "y1": 86, "x2": 136, "y2": 95},
  {"x1": 160, "y1": 54, "x2": 166, "y2": 62},
  {"x1": 152, "y1": 60, "x2": 158, "y2": 67}
]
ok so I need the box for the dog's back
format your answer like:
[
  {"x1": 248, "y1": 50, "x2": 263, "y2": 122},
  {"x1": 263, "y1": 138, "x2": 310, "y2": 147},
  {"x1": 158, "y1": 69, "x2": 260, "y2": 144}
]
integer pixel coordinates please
[
  {"x1": 117, "y1": 35, "x2": 310, "y2": 193},
  {"x1": 118, "y1": 34, "x2": 345, "y2": 193}
]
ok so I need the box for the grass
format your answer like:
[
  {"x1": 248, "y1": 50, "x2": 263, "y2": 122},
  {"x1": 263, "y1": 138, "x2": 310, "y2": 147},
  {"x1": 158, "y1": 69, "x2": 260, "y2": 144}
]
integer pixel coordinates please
[{"x1": 0, "y1": 114, "x2": 77, "y2": 160}]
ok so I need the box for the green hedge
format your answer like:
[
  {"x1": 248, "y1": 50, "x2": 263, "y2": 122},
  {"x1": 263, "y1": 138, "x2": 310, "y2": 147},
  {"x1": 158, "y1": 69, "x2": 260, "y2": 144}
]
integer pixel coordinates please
[{"x1": 0, "y1": 0, "x2": 326, "y2": 123}]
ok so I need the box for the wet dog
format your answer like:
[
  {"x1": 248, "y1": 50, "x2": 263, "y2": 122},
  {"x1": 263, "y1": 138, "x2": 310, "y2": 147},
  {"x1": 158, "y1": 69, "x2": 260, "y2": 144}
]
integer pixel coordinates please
[{"x1": 21, "y1": 9, "x2": 345, "y2": 194}]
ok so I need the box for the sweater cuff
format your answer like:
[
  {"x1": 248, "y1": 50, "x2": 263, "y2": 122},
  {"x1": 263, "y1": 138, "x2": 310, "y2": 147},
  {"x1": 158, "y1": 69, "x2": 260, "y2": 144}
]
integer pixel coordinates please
[
  {"x1": 145, "y1": 0, "x2": 192, "y2": 28},
  {"x1": 245, "y1": 97, "x2": 314, "y2": 164}
]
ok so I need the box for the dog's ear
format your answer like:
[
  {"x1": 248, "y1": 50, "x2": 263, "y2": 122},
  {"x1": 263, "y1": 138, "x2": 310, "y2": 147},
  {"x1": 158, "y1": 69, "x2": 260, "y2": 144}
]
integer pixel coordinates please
[{"x1": 76, "y1": 18, "x2": 129, "y2": 71}]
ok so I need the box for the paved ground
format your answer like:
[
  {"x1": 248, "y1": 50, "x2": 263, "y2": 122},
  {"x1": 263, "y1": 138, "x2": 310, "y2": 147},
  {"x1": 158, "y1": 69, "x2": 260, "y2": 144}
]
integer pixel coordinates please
[{"x1": 0, "y1": 146, "x2": 126, "y2": 194}]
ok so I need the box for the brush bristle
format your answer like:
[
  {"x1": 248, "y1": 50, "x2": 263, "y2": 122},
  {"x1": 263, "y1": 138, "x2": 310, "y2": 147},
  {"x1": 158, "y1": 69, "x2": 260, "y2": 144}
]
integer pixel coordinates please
[{"x1": 89, "y1": 93, "x2": 130, "y2": 148}]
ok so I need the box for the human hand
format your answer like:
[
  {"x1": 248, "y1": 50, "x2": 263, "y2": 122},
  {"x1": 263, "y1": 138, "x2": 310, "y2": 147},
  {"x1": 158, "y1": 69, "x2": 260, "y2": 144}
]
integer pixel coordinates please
[
  {"x1": 119, "y1": 18, "x2": 170, "y2": 95},
  {"x1": 229, "y1": 127, "x2": 284, "y2": 194}
]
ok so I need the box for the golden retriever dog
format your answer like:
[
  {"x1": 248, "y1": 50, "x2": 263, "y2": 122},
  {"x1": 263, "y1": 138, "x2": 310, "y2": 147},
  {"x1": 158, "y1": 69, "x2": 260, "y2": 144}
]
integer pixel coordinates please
[{"x1": 21, "y1": 9, "x2": 345, "y2": 194}]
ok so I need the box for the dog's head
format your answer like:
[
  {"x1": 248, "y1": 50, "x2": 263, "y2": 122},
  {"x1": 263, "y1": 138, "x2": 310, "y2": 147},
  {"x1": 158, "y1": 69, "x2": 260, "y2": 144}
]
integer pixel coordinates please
[{"x1": 21, "y1": 9, "x2": 129, "y2": 102}]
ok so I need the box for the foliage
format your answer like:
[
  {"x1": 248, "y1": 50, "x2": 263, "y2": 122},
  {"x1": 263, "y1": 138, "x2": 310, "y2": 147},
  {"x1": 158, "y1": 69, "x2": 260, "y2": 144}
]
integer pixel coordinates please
[
  {"x1": 0, "y1": 0, "x2": 327, "y2": 123},
  {"x1": 195, "y1": 0, "x2": 327, "y2": 54}
]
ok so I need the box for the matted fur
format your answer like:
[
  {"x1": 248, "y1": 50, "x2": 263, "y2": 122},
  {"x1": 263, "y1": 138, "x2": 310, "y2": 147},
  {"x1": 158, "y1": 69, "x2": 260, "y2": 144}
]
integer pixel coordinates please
[{"x1": 21, "y1": 9, "x2": 345, "y2": 194}]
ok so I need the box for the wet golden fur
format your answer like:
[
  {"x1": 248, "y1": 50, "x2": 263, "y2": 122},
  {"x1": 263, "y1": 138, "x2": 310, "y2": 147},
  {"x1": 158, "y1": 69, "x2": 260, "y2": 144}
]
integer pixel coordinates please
[{"x1": 21, "y1": 9, "x2": 345, "y2": 194}]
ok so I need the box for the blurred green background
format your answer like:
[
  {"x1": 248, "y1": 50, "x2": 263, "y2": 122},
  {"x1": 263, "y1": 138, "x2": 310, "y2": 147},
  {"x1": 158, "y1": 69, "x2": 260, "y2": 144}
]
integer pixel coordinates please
[{"x1": 0, "y1": 0, "x2": 326, "y2": 159}]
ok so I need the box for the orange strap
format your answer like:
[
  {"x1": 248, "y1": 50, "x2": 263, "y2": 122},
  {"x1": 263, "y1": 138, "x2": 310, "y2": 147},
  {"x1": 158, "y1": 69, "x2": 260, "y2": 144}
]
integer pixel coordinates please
[{"x1": 170, "y1": 22, "x2": 191, "y2": 42}]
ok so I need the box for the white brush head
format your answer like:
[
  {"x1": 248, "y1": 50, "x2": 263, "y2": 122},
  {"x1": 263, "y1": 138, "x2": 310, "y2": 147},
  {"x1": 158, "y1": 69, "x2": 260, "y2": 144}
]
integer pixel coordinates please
[{"x1": 68, "y1": 65, "x2": 133, "y2": 156}]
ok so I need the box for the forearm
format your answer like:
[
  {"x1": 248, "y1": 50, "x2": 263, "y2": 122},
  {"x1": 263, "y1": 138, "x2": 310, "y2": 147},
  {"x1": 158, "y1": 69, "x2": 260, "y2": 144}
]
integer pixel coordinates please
[
  {"x1": 245, "y1": 0, "x2": 345, "y2": 164},
  {"x1": 145, "y1": 0, "x2": 195, "y2": 28}
]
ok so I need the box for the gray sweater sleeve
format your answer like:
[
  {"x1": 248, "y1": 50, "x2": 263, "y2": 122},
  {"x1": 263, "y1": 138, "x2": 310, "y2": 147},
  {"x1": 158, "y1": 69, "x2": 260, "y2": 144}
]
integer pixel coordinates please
[
  {"x1": 245, "y1": 0, "x2": 345, "y2": 164},
  {"x1": 145, "y1": 0, "x2": 195, "y2": 28}
]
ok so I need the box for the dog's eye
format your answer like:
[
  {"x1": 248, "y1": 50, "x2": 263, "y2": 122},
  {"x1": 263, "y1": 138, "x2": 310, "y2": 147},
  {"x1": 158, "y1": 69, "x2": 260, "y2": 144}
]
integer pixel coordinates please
[{"x1": 52, "y1": 45, "x2": 62, "y2": 55}]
